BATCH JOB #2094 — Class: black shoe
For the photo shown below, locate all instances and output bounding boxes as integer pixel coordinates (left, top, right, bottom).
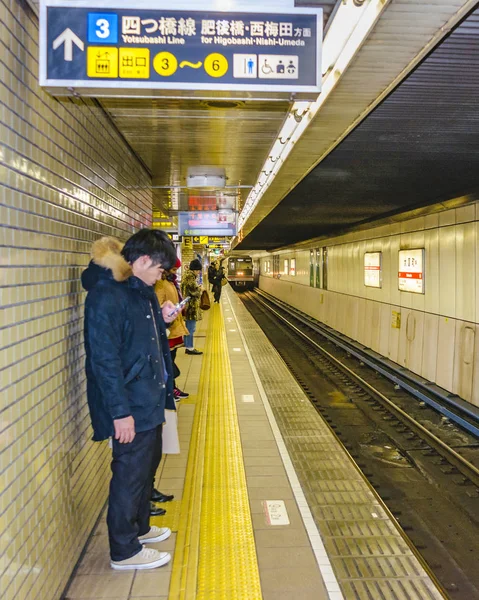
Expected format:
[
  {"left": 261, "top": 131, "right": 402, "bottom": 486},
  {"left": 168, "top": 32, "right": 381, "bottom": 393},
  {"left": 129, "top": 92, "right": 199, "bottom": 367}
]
[
  {"left": 150, "top": 502, "right": 166, "bottom": 516},
  {"left": 151, "top": 489, "right": 174, "bottom": 503},
  {"left": 185, "top": 349, "right": 203, "bottom": 355}
]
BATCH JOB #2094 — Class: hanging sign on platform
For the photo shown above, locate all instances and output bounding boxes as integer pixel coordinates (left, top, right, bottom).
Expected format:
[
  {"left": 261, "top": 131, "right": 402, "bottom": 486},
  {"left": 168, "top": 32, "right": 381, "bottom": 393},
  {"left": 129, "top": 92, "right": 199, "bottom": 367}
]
[{"left": 39, "top": 1, "right": 322, "bottom": 98}]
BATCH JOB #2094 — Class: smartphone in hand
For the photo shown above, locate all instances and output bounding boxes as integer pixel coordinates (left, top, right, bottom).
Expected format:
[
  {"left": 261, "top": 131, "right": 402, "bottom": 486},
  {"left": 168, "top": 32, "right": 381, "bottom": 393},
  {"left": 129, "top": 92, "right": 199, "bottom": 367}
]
[{"left": 168, "top": 296, "right": 190, "bottom": 318}]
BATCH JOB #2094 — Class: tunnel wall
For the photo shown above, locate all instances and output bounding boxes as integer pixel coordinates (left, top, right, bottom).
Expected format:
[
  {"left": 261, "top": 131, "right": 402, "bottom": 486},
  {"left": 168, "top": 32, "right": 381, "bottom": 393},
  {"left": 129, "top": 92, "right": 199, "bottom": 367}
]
[
  {"left": 259, "top": 203, "right": 479, "bottom": 408},
  {"left": 0, "top": 1, "right": 153, "bottom": 598}
]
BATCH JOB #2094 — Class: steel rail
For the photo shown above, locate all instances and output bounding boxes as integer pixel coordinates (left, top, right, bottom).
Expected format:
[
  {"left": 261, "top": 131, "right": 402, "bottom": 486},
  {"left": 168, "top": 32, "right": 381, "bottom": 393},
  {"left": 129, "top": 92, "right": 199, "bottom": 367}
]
[
  {"left": 254, "top": 288, "right": 479, "bottom": 438},
  {"left": 247, "top": 291, "right": 479, "bottom": 488}
]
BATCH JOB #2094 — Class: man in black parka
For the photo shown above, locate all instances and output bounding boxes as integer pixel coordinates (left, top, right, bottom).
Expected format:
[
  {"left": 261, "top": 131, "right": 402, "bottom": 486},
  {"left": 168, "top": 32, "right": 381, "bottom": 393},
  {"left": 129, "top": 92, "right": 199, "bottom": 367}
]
[{"left": 81, "top": 229, "right": 179, "bottom": 571}]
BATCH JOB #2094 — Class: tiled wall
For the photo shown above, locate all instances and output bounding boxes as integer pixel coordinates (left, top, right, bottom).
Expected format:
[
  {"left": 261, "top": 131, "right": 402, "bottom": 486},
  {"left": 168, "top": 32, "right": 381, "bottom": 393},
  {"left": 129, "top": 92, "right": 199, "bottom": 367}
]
[
  {"left": 259, "top": 203, "right": 479, "bottom": 407},
  {"left": 0, "top": 1, "right": 152, "bottom": 599}
]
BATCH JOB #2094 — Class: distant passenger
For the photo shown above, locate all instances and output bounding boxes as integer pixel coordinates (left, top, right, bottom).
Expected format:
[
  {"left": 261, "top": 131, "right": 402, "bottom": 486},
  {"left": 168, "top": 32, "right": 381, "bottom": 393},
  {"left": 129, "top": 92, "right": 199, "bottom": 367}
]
[
  {"left": 207, "top": 261, "right": 218, "bottom": 291},
  {"left": 212, "top": 265, "right": 226, "bottom": 303},
  {"left": 81, "top": 231, "right": 179, "bottom": 571},
  {"left": 155, "top": 257, "right": 190, "bottom": 401},
  {"left": 181, "top": 259, "right": 203, "bottom": 355}
]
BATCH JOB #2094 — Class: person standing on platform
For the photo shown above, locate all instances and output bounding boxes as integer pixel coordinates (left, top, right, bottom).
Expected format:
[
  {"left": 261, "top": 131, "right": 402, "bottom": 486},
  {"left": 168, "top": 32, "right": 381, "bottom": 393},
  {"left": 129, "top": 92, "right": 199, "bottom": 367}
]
[
  {"left": 212, "top": 265, "right": 226, "bottom": 303},
  {"left": 81, "top": 230, "right": 179, "bottom": 571},
  {"left": 155, "top": 257, "right": 190, "bottom": 401},
  {"left": 181, "top": 259, "right": 203, "bottom": 356},
  {"left": 207, "top": 261, "right": 217, "bottom": 291}
]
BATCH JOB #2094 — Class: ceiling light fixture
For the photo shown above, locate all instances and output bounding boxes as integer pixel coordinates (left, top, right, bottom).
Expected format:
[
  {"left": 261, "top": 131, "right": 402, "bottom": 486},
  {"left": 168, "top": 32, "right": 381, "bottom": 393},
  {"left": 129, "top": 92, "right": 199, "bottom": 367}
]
[{"left": 238, "top": 0, "right": 389, "bottom": 232}]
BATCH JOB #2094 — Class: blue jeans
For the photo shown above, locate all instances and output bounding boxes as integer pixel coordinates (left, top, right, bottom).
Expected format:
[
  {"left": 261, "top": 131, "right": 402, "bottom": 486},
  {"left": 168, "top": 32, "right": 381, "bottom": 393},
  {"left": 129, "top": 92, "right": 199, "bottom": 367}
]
[
  {"left": 184, "top": 319, "right": 196, "bottom": 349},
  {"left": 107, "top": 425, "right": 162, "bottom": 561}
]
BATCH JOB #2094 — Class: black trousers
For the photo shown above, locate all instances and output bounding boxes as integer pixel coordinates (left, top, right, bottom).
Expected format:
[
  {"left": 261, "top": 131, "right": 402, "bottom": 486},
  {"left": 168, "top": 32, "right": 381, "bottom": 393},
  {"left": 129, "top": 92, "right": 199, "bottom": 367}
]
[
  {"left": 107, "top": 425, "right": 162, "bottom": 561},
  {"left": 170, "top": 348, "right": 180, "bottom": 380},
  {"left": 213, "top": 284, "right": 222, "bottom": 303}
]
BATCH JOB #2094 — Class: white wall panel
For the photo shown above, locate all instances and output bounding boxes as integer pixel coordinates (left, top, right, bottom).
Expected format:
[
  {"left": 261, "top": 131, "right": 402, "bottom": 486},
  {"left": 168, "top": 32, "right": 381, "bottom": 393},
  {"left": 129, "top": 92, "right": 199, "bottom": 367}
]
[
  {"left": 438, "top": 226, "right": 456, "bottom": 318},
  {"left": 421, "top": 313, "right": 439, "bottom": 383},
  {"left": 471, "top": 324, "right": 479, "bottom": 408},
  {"left": 455, "top": 223, "right": 476, "bottom": 323},
  {"left": 424, "top": 228, "right": 440, "bottom": 314},
  {"left": 389, "top": 235, "right": 402, "bottom": 307},
  {"left": 337, "top": 293, "right": 348, "bottom": 335},
  {"left": 370, "top": 301, "right": 381, "bottom": 353},
  {"left": 363, "top": 300, "right": 374, "bottom": 349},
  {"left": 435, "top": 316, "right": 456, "bottom": 391},
  {"left": 356, "top": 297, "right": 367, "bottom": 346},
  {"left": 381, "top": 236, "right": 392, "bottom": 305},
  {"left": 452, "top": 320, "right": 476, "bottom": 402},
  {"left": 400, "top": 310, "right": 424, "bottom": 375},
  {"left": 379, "top": 304, "right": 392, "bottom": 358},
  {"left": 456, "top": 204, "right": 475, "bottom": 224},
  {"left": 388, "top": 305, "right": 401, "bottom": 364},
  {"left": 476, "top": 222, "right": 479, "bottom": 324},
  {"left": 410, "top": 231, "right": 426, "bottom": 313}
]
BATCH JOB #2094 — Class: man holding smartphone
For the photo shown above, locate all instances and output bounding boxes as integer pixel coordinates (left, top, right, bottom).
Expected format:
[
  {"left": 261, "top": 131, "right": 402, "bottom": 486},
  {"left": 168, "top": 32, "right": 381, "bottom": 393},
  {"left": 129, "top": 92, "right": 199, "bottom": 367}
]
[{"left": 82, "top": 229, "right": 180, "bottom": 571}]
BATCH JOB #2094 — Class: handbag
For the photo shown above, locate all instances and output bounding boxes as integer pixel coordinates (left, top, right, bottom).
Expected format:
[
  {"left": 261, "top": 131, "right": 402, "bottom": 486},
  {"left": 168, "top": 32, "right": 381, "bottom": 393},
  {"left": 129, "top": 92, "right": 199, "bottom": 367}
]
[
  {"left": 221, "top": 277, "right": 228, "bottom": 287},
  {"left": 162, "top": 410, "right": 180, "bottom": 454},
  {"left": 200, "top": 289, "right": 210, "bottom": 311}
]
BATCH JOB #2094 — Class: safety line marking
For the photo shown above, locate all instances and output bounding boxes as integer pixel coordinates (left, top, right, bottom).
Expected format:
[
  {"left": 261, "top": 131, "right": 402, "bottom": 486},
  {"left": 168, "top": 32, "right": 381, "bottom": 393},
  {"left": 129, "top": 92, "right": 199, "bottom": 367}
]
[{"left": 169, "top": 302, "right": 262, "bottom": 599}]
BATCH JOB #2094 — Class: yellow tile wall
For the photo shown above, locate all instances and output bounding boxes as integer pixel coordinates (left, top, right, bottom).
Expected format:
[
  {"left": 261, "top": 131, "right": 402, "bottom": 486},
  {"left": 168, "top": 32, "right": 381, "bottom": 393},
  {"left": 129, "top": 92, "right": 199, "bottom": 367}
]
[{"left": 0, "top": 1, "right": 153, "bottom": 599}]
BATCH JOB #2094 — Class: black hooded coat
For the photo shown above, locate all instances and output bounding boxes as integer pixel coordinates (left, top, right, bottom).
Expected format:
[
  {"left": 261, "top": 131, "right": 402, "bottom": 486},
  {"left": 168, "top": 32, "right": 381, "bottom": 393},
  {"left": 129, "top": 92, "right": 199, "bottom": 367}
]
[{"left": 81, "top": 237, "right": 175, "bottom": 442}]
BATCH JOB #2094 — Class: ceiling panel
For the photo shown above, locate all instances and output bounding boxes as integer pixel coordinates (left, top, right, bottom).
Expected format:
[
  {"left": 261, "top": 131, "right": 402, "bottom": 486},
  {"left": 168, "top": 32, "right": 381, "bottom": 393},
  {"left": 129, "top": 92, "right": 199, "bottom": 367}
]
[
  {"left": 101, "top": 98, "right": 290, "bottom": 213},
  {"left": 238, "top": 6, "right": 479, "bottom": 250}
]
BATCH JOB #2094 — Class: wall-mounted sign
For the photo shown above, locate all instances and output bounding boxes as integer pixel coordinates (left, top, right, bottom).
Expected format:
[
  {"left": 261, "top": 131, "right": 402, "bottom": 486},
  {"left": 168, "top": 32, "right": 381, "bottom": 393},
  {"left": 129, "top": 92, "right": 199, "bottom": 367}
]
[
  {"left": 179, "top": 211, "right": 237, "bottom": 236},
  {"left": 40, "top": 1, "right": 322, "bottom": 99},
  {"left": 364, "top": 252, "right": 382, "bottom": 288},
  {"left": 398, "top": 249, "right": 425, "bottom": 294}
]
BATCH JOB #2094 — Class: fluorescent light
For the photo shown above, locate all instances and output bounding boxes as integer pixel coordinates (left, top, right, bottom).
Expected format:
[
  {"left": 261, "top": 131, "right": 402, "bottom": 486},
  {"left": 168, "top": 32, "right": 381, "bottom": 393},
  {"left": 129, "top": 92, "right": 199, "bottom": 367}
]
[
  {"left": 321, "top": 1, "right": 363, "bottom": 74},
  {"left": 238, "top": 0, "right": 388, "bottom": 231}
]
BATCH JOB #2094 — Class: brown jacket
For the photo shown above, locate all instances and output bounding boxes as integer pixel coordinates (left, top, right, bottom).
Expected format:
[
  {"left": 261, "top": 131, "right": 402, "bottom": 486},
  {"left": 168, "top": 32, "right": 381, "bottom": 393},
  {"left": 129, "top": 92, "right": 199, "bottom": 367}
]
[{"left": 155, "top": 278, "right": 189, "bottom": 339}]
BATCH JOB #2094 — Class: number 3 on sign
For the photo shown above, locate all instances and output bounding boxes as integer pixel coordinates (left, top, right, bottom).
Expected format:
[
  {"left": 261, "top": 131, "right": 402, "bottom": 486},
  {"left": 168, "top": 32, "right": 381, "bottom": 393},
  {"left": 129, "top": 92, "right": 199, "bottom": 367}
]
[
  {"left": 87, "top": 13, "right": 118, "bottom": 44},
  {"left": 96, "top": 19, "right": 110, "bottom": 39},
  {"left": 153, "top": 52, "right": 178, "bottom": 76},
  {"left": 204, "top": 53, "right": 228, "bottom": 78}
]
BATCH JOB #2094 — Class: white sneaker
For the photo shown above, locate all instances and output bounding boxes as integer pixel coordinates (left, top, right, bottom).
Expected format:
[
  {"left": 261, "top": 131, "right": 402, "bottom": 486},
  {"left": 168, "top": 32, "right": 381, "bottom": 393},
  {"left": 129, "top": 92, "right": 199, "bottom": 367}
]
[
  {"left": 110, "top": 547, "right": 171, "bottom": 571},
  {"left": 111, "top": 547, "right": 171, "bottom": 570},
  {"left": 138, "top": 526, "right": 171, "bottom": 544}
]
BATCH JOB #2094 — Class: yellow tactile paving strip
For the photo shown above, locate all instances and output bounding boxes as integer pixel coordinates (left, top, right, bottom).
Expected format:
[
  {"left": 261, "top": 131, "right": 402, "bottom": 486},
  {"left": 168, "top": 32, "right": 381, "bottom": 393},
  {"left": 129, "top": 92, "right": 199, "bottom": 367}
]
[{"left": 169, "top": 304, "right": 262, "bottom": 600}]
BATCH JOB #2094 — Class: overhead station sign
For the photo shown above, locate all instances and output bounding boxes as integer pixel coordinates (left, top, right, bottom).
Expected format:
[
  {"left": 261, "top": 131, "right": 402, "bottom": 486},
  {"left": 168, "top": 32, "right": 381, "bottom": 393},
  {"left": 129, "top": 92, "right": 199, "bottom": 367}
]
[
  {"left": 179, "top": 211, "right": 236, "bottom": 237},
  {"left": 39, "top": 1, "right": 322, "bottom": 98}
]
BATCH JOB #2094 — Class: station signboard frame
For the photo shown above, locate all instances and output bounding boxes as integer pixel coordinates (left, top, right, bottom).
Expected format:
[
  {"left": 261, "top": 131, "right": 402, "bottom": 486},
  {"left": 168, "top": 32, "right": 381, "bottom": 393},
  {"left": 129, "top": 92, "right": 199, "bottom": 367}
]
[
  {"left": 398, "top": 248, "right": 425, "bottom": 294},
  {"left": 39, "top": 0, "right": 323, "bottom": 99},
  {"left": 364, "top": 251, "right": 382, "bottom": 288}
]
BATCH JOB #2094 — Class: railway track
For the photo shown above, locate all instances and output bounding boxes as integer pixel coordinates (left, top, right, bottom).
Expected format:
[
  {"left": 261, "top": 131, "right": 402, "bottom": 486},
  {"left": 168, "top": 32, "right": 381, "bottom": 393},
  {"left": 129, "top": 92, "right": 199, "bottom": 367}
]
[{"left": 240, "top": 289, "right": 479, "bottom": 599}]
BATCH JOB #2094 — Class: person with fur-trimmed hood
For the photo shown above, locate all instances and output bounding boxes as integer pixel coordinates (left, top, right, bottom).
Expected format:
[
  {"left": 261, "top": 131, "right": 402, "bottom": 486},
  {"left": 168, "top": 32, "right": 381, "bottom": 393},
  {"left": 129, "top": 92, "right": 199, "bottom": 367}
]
[{"left": 81, "top": 229, "right": 180, "bottom": 572}]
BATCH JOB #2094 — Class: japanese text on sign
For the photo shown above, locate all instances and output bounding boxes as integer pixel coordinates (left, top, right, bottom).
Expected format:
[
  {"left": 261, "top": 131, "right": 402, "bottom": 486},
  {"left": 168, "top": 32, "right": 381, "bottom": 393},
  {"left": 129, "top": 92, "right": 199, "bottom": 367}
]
[
  {"left": 41, "top": 3, "right": 322, "bottom": 97},
  {"left": 364, "top": 252, "right": 382, "bottom": 288},
  {"left": 398, "top": 249, "right": 425, "bottom": 294}
]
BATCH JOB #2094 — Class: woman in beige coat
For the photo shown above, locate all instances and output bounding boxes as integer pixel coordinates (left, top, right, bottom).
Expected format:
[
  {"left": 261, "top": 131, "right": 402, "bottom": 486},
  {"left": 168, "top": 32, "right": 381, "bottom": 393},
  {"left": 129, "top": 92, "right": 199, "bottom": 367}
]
[{"left": 155, "top": 258, "right": 190, "bottom": 400}]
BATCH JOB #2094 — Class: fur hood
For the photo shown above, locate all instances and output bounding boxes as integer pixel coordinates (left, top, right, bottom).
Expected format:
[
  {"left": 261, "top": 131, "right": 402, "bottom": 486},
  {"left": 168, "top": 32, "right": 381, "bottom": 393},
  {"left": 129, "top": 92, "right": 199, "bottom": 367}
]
[{"left": 81, "top": 236, "right": 132, "bottom": 291}]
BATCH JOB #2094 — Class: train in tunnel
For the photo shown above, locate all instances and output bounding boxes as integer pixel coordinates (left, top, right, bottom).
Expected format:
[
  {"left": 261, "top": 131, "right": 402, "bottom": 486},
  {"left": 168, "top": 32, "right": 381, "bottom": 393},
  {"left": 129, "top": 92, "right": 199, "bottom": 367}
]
[{"left": 226, "top": 255, "right": 256, "bottom": 290}]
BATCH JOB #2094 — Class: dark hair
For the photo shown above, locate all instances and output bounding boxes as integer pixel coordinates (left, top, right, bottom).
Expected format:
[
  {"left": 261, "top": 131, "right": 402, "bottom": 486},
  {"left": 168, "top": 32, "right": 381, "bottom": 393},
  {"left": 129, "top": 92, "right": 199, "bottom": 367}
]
[{"left": 121, "top": 229, "right": 177, "bottom": 270}]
